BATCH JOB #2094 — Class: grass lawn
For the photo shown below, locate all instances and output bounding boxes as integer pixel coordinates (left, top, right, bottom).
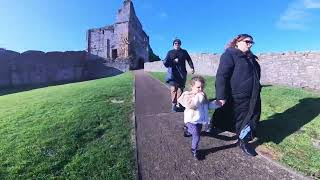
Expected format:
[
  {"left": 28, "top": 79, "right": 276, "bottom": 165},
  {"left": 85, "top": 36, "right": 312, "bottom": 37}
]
[
  {"left": 0, "top": 72, "right": 135, "bottom": 179},
  {"left": 149, "top": 71, "right": 320, "bottom": 178}
]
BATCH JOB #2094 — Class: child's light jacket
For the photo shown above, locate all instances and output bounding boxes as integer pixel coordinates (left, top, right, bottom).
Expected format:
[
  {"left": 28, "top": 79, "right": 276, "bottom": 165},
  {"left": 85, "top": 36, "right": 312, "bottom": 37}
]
[{"left": 178, "top": 91, "right": 220, "bottom": 124}]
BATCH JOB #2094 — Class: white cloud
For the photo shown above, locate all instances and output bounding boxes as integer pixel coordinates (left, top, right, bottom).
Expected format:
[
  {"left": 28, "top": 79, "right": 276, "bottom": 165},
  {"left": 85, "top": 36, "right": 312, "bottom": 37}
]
[
  {"left": 159, "top": 12, "right": 168, "bottom": 18},
  {"left": 152, "top": 34, "right": 166, "bottom": 41},
  {"left": 304, "top": 0, "right": 320, "bottom": 8},
  {"left": 140, "top": 1, "right": 153, "bottom": 10},
  {"left": 277, "top": 0, "right": 320, "bottom": 30},
  {"left": 139, "top": 1, "right": 168, "bottom": 19}
]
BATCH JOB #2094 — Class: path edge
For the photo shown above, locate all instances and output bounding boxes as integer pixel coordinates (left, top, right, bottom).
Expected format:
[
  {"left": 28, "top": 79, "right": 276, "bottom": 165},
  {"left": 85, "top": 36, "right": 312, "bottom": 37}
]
[
  {"left": 145, "top": 70, "right": 313, "bottom": 179},
  {"left": 131, "top": 71, "right": 141, "bottom": 180}
]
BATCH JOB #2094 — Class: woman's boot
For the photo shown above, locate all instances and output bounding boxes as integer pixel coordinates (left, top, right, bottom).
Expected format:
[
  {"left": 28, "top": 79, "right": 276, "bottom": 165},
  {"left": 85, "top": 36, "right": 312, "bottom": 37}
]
[{"left": 239, "top": 138, "right": 258, "bottom": 156}]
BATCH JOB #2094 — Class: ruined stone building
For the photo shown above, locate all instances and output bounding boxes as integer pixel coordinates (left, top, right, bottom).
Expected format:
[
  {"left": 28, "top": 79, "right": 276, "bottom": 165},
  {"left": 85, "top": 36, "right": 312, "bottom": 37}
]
[{"left": 86, "top": 0, "right": 149, "bottom": 70}]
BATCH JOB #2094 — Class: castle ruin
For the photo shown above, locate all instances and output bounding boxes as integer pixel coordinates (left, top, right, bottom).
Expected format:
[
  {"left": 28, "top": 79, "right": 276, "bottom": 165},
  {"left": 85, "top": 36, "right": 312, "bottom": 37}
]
[
  {"left": 87, "top": 0, "right": 149, "bottom": 70},
  {"left": 1, "top": 0, "right": 319, "bottom": 91}
]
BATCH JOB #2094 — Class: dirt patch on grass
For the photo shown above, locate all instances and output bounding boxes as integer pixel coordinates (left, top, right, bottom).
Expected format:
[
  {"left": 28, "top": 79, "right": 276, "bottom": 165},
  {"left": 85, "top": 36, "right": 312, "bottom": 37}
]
[
  {"left": 311, "top": 138, "right": 320, "bottom": 150},
  {"left": 257, "top": 145, "right": 283, "bottom": 160}
]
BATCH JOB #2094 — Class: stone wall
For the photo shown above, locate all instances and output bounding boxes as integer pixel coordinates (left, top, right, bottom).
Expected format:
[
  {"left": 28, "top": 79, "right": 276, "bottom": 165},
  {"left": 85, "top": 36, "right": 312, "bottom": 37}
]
[
  {"left": 144, "top": 51, "right": 320, "bottom": 90},
  {"left": 87, "top": 26, "right": 115, "bottom": 59},
  {"left": 0, "top": 50, "right": 87, "bottom": 88},
  {"left": 127, "top": 2, "right": 149, "bottom": 64}
]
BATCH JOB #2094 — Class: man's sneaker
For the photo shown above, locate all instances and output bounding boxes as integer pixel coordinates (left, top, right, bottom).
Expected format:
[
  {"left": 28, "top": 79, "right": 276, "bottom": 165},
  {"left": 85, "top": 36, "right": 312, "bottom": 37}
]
[
  {"left": 175, "top": 103, "right": 185, "bottom": 112},
  {"left": 176, "top": 106, "right": 185, "bottom": 112},
  {"left": 183, "top": 126, "right": 192, "bottom": 137},
  {"left": 171, "top": 103, "right": 178, "bottom": 112},
  {"left": 203, "top": 124, "right": 211, "bottom": 133}
]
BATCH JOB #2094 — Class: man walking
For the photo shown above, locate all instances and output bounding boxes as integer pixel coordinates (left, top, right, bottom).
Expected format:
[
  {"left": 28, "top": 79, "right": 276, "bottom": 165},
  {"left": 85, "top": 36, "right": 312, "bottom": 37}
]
[{"left": 163, "top": 38, "right": 195, "bottom": 112}]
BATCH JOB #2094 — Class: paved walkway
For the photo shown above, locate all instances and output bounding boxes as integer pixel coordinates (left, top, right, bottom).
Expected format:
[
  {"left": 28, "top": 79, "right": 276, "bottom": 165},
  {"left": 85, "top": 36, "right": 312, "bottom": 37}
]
[{"left": 134, "top": 70, "right": 309, "bottom": 180}]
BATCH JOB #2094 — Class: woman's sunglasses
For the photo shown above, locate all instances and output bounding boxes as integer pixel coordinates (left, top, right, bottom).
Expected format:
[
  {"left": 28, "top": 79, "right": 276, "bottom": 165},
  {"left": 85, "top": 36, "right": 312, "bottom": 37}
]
[{"left": 243, "top": 40, "right": 255, "bottom": 45}]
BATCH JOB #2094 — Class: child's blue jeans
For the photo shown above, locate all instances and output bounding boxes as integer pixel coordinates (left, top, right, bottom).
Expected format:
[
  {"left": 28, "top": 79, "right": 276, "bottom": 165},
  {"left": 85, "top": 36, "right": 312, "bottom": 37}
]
[{"left": 186, "top": 123, "right": 202, "bottom": 152}]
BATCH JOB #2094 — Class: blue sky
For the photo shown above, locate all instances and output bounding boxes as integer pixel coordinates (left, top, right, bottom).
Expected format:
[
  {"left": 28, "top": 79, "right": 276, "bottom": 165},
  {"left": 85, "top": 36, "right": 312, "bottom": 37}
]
[{"left": 1, "top": 0, "right": 320, "bottom": 58}]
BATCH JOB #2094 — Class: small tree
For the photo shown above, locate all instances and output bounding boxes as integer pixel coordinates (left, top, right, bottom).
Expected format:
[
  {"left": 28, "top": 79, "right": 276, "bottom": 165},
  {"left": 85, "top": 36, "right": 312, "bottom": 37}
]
[{"left": 148, "top": 45, "right": 161, "bottom": 62}]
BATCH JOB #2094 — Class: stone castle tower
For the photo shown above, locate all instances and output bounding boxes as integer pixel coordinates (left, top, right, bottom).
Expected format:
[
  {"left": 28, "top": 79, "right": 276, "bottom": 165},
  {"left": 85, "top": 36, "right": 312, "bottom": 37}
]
[{"left": 86, "top": 0, "right": 149, "bottom": 70}]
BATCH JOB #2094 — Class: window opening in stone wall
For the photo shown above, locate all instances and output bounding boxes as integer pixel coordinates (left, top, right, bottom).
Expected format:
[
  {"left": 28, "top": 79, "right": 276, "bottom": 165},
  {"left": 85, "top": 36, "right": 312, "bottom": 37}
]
[
  {"left": 138, "top": 58, "right": 144, "bottom": 69},
  {"left": 112, "top": 49, "right": 118, "bottom": 60},
  {"left": 107, "top": 39, "right": 110, "bottom": 58}
]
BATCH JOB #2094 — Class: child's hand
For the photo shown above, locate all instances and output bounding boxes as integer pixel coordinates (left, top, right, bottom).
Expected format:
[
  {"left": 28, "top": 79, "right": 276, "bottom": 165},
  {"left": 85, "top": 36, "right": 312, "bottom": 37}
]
[
  {"left": 208, "top": 100, "right": 221, "bottom": 109},
  {"left": 198, "top": 92, "right": 205, "bottom": 96},
  {"left": 197, "top": 92, "right": 207, "bottom": 102}
]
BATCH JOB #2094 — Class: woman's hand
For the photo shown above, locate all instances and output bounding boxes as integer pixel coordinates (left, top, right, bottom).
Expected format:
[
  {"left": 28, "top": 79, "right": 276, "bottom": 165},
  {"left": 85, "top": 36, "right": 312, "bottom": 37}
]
[
  {"left": 191, "top": 68, "right": 195, "bottom": 74},
  {"left": 217, "top": 99, "right": 226, "bottom": 106}
]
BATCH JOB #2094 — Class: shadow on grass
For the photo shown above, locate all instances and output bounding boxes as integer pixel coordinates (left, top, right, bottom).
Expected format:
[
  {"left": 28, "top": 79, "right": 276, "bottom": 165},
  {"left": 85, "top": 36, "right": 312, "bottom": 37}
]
[
  {"left": 0, "top": 80, "right": 86, "bottom": 96},
  {"left": 257, "top": 97, "right": 320, "bottom": 145},
  {"left": 261, "top": 84, "right": 273, "bottom": 88},
  {"left": 0, "top": 83, "right": 64, "bottom": 96}
]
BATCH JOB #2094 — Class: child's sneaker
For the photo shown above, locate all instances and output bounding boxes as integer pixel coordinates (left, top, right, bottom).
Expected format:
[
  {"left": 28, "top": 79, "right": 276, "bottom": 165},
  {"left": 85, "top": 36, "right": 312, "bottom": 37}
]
[
  {"left": 191, "top": 149, "right": 199, "bottom": 160},
  {"left": 203, "top": 124, "right": 211, "bottom": 133},
  {"left": 183, "top": 125, "right": 192, "bottom": 137}
]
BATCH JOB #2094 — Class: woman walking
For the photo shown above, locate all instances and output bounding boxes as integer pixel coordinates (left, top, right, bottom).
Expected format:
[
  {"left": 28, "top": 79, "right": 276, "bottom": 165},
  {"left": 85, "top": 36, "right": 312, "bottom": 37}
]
[{"left": 213, "top": 34, "right": 261, "bottom": 156}]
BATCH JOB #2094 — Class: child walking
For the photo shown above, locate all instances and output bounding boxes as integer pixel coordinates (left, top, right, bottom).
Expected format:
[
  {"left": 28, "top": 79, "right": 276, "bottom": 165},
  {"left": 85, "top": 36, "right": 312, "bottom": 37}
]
[{"left": 177, "top": 75, "right": 221, "bottom": 160}]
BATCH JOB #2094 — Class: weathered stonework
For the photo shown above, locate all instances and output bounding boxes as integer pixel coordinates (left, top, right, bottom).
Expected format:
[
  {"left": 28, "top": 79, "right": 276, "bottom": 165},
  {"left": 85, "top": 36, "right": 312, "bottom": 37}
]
[
  {"left": 0, "top": 1, "right": 152, "bottom": 89},
  {"left": 0, "top": 49, "right": 87, "bottom": 88},
  {"left": 0, "top": 1, "right": 151, "bottom": 88},
  {"left": 87, "top": 0, "right": 149, "bottom": 70},
  {"left": 144, "top": 51, "right": 320, "bottom": 91}
]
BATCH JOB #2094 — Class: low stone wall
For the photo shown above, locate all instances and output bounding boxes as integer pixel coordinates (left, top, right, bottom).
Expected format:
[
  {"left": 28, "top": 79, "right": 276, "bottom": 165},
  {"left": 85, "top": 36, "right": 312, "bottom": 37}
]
[
  {"left": 103, "top": 61, "right": 130, "bottom": 72},
  {"left": 144, "top": 51, "right": 320, "bottom": 90},
  {"left": 0, "top": 50, "right": 87, "bottom": 88}
]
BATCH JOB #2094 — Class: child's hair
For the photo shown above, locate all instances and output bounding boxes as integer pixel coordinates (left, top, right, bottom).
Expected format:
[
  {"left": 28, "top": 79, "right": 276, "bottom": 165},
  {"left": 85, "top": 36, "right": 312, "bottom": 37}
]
[{"left": 190, "top": 75, "right": 206, "bottom": 87}]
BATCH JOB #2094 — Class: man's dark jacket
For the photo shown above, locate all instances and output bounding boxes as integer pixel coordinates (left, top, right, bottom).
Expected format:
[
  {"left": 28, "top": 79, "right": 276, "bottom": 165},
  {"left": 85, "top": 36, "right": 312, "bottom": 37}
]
[{"left": 163, "top": 48, "right": 194, "bottom": 87}]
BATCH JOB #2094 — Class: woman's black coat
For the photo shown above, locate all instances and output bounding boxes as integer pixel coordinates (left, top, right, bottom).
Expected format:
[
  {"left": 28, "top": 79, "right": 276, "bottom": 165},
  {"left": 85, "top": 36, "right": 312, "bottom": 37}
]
[{"left": 212, "top": 47, "right": 261, "bottom": 134}]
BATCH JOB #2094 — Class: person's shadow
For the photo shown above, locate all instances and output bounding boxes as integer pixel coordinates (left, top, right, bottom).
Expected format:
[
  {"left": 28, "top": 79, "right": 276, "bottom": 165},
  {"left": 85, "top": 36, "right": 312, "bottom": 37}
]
[
  {"left": 256, "top": 97, "right": 320, "bottom": 145},
  {"left": 201, "top": 131, "right": 237, "bottom": 141},
  {"left": 197, "top": 131, "right": 238, "bottom": 160},
  {"left": 197, "top": 143, "right": 238, "bottom": 160}
]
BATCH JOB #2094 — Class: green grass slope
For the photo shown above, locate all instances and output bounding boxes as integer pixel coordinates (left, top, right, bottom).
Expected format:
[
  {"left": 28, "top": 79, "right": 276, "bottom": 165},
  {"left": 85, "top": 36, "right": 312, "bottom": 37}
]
[{"left": 0, "top": 73, "right": 135, "bottom": 179}]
